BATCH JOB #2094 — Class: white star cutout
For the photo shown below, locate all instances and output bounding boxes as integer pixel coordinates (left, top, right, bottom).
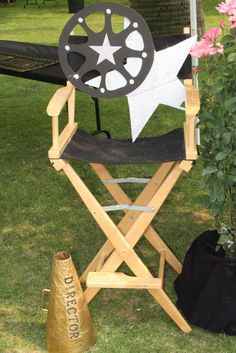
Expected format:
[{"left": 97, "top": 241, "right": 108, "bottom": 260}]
[
  {"left": 89, "top": 34, "right": 122, "bottom": 65},
  {"left": 127, "top": 36, "right": 197, "bottom": 140},
  {"left": 86, "top": 35, "right": 197, "bottom": 141}
]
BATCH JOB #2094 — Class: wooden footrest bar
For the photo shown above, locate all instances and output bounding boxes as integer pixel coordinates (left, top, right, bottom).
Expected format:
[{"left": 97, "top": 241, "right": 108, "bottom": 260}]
[{"left": 86, "top": 272, "right": 162, "bottom": 289}]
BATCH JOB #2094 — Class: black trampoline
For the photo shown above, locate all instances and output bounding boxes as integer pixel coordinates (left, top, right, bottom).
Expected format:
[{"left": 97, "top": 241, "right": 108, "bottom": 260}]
[
  {"left": 0, "top": 34, "right": 191, "bottom": 138},
  {"left": 0, "top": 40, "right": 66, "bottom": 85},
  {"left": 0, "top": 38, "right": 107, "bottom": 136},
  {"left": 0, "top": 34, "right": 191, "bottom": 82}
]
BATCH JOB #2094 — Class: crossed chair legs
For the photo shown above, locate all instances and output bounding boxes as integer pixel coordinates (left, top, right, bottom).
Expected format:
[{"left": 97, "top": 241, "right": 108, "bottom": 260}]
[{"left": 52, "top": 158, "right": 193, "bottom": 333}]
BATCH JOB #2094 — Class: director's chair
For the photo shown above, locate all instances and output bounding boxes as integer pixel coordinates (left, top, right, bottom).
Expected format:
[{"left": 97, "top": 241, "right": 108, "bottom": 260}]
[{"left": 47, "top": 2, "right": 200, "bottom": 332}]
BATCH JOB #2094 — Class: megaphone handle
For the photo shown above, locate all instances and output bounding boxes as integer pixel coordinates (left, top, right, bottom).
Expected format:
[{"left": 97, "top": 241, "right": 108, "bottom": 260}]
[{"left": 41, "top": 288, "right": 51, "bottom": 312}]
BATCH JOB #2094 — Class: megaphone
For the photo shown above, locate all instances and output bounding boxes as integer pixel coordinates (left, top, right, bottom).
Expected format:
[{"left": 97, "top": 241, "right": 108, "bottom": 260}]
[{"left": 45, "top": 251, "right": 96, "bottom": 353}]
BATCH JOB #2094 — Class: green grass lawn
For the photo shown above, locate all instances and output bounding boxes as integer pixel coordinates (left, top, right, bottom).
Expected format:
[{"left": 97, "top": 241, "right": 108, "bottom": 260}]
[{"left": 1, "top": 1, "right": 235, "bottom": 352}]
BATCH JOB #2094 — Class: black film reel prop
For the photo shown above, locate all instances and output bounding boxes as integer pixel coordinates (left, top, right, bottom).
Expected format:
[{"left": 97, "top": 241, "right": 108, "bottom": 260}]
[{"left": 59, "top": 2, "right": 154, "bottom": 99}]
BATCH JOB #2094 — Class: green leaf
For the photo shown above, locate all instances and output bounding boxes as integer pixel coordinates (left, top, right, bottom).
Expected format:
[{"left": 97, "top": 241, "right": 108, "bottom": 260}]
[
  {"left": 228, "top": 53, "right": 236, "bottom": 63},
  {"left": 205, "top": 120, "right": 219, "bottom": 129},
  {"left": 212, "top": 86, "right": 224, "bottom": 94},
  {"left": 223, "top": 72, "right": 232, "bottom": 77},
  {"left": 230, "top": 28, "right": 236, "bottom": 36},
  {"left": 222, "top": 132, "right": 231, "bottom": 145},
  {"left": 232, "top": 192, "right": 236, "bottom": 204},
  {"left": 215, "top": 152, "right": 227, "bottom": 161},
  {"left": 224, "top": 97, "right": 236, "bottom": 112},
  {"left": 209, "top": 204, "right": 221, "bottom": 217},
  {"left": 217, "top": 170, "right": 224, "bottom": 179},
  {"left": 202, "top": 166, "right": 218, "bottom": 176},
  {"left": 218, "top": 234, "right": 230, "bottom": 245},
  {"left": 199, "top": 112, "right": 214, "bottom": 120},
  {"left": 222, "top": 34, "right": 234, "bottom": 43},
  {"left": 216, "top": 244, "right": 221, "bottom": 252},
  {"left": 229, "top": 175, "right": 236, "bottom": 183}
]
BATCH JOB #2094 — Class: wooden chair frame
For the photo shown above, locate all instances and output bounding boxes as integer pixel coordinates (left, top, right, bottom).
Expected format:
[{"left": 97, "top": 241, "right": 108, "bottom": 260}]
[{"left": 47, "top": 79, "right": 200, "bottom": 333}]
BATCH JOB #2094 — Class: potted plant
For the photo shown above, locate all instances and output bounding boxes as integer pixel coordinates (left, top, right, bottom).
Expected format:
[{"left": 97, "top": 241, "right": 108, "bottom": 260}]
[{"left": 175, "top": 0, "right": 236, "bottom": 334}]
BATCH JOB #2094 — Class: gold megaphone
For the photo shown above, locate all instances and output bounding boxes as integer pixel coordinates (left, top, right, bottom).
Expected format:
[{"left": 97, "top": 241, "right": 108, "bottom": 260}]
[{"left": 45, "top": 251, "right": 96, "bottom": 353}]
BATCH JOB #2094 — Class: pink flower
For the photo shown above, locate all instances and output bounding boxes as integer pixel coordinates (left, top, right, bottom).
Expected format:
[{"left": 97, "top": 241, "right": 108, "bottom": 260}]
[
  {"left": 229, "top": 15, "right": 236, "bottom": 27},
  {"left": 220, "top": 19, "right": 226, "bottom": 28},
  {"left": 190, "top": 26, "right": 223, "bottom": 58},
  {"left": 190, "top": 40, "right": 224, "bottom": 58},
  {"left": 204, "top": 27, "right": 222, "bottom": 41},
  {"left": 208, "top": 43, "right": 224, "bottom": 55},
  {"left": 190, "top": 40, "right": 212, "bottom": 58},
  {"left": 216, "top": 0, "right": 236, "bottom": 15}
]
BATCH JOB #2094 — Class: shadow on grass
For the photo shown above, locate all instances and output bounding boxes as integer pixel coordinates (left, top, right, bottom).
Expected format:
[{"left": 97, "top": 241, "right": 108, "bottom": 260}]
[{"left": 0, "top": 308, "right": 47, "bottom": 352}]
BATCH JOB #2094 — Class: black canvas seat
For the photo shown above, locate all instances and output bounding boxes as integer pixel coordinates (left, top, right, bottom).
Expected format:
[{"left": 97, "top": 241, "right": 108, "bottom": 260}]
[{"left": 61, "top": 128, "right": 185, "bottom": 164}]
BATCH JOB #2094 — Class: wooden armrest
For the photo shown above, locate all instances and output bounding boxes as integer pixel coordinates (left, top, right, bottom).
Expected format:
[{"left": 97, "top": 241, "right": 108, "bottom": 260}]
[
  {"left": 184, "top": 80, "right": 200, "bottom": 160},
  {"left": 47, "top": 83, "right": 74, "bottom": 117},
  {"left": 184, "top": 79, "right": 200, "bottom": 117},
  {"left": 47, "top": 82, "right": 77, "bottom": 158}
]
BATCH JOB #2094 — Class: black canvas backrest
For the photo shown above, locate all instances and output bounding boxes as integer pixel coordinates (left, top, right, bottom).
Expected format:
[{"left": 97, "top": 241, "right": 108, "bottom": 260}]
[{"left": 153, "top": 34, "right": 192, "bottom": 79}]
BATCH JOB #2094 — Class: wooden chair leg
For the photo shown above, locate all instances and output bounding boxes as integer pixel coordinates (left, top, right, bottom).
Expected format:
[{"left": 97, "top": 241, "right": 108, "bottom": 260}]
[
  {"left": 91, "top": 162, "right": 186, "bottom": 273},
  {"left": 62, "top": 162, "right": 153, "bottom": 277},
  {"left": 83, "top": 162, "right": 187, "bottom": 305},
  {"left": 144, "top": 228, "right": 182, "bottom": 274},
  {"left": 80, "top": 240, "right": 114, "bottom": 282},
  {"left": 55, "top": 160, "right": 191, "bottom": 332},
  {"left": 80, "top": 162, "right": 173, "bottom": 281},
  {"left": 148, "top": 288, "right": 191, "bottom": 333},
  {"left": 74, "top": 161, "right": 183, "bottom": 277},
  {"left": 61, "top": 161, "right": 182, "bottom": 280},
  {"left": 81, "top": 163, "right": 174, "bottom": 281}
]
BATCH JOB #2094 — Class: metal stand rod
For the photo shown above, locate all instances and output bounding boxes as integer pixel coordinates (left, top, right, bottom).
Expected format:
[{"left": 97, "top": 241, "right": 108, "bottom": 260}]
[
  {"left": 92, "top": 97, "right": 111, "bottom": 139},
  {"left": 190, "top": 0, "right": 198, "bottom": 88}
]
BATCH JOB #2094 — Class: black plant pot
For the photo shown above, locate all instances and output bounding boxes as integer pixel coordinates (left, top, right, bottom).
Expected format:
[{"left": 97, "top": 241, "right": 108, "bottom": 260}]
[
  {"left": 174, "top": 230, "right": 236, "bottom": 335},
  {"left": 67, "top": 0, "right": 84, "bottom": 13}
]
